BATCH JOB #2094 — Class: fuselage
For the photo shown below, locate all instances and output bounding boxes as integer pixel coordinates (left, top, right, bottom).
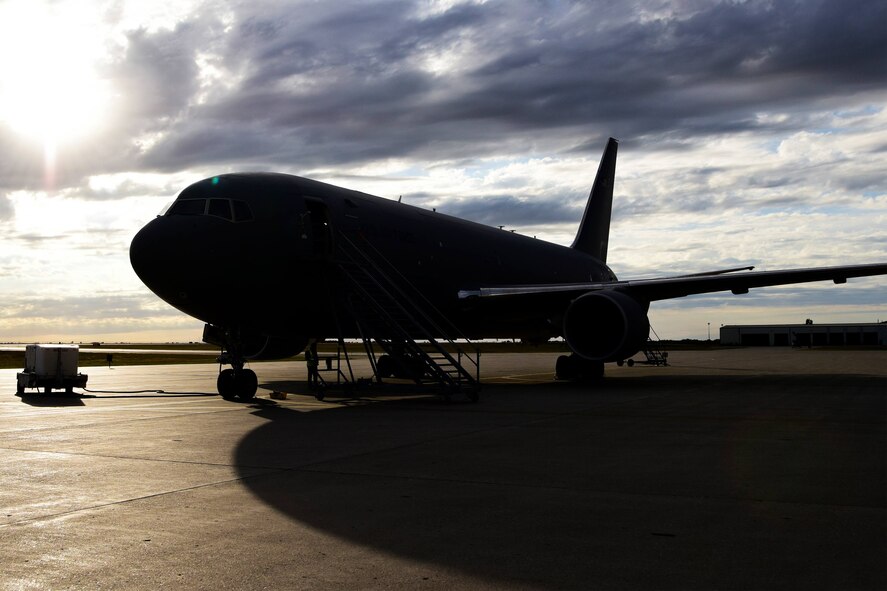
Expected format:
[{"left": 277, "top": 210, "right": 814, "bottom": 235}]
[{"left": 130, "top": 173, "right": 613, "bottom": 343}]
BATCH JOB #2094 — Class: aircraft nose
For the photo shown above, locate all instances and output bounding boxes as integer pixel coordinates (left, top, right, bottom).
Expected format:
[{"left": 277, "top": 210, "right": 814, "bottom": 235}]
[{"left": 130, "top": 218, "right": 182, "bottom": 295}]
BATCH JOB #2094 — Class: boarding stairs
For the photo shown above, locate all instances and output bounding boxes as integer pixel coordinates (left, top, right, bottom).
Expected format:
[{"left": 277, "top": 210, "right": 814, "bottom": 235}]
[
  {"left": 334, "top": 231, "right": 480, "bottom": 399},
  {"left": 640, "top": 341, "right": 669, "bottom": 366},
  {"left": 639, "top": 326, "right": 668, "bottom": 366},
  {"left": 618, "top": 326, "right": 669, "bottom": 367}
]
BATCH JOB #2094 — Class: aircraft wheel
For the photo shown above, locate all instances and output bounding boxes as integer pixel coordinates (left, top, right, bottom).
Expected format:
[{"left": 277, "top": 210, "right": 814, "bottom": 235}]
[
  {"left": 578, "top": 358, "right": 604, "bottom": 381},
  {"left": 626, "top": 359, "right": 634, "bottom": 367},
  {"left": 557, "top": 354, "right": 604, "bottom": 382},
  {"left": 556, "top": 355, "right": 576, "bottom": 380},
  {"left": 235, "top": 369, "right": 258, "bottom": 401},
  {"left": 217, "top": 369, "right": 237, "bottom": 399},
  {"left": 376, "top": 355, "right": 394, "bottom": 378}
]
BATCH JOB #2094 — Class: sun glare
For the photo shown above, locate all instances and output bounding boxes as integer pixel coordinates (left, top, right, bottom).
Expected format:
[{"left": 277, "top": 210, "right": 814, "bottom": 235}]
[{"left": 0, "top": 1, "right": 111, "bottom": 152}]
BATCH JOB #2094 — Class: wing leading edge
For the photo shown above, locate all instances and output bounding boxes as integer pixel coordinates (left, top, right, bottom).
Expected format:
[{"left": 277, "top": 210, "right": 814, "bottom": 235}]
[{"left": 458, "top": 263, "right": 887, "bottom": 302}]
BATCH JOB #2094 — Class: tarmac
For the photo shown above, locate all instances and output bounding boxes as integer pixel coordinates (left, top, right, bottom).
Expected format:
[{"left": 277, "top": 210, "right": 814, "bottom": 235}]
[{"left": 1, "top": 348, "right": 884, "bottom": 590}]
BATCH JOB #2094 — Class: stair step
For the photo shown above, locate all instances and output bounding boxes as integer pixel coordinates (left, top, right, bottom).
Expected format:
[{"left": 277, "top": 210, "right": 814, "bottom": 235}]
[{"left": 336, "top": 239, "right": 480, "bottom": 391}]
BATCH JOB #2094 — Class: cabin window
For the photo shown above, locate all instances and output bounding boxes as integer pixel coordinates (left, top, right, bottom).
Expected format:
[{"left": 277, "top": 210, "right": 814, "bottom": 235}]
[{"left": 167, "top": 199, "right": 206, "bottom": 216}]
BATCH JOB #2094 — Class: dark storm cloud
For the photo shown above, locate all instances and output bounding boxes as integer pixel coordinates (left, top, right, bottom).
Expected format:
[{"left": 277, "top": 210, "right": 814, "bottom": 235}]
[
  {"left": 440, "top": 193, "right": 581, "bottom": 227},
  {"left": 114, "top": 24, "right": 203, "bottom": 122},
  {"left": 3, "top": 0, "right": 883, "bottom": 192},
  {"left": 129, "top": 0, "right": 886, "bottom": 174}
]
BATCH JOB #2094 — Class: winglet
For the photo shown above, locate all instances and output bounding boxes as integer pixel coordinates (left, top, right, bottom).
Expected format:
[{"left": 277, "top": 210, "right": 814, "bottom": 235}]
[{"left": 571, "top": 137, "right": 618, "bottom": 262}]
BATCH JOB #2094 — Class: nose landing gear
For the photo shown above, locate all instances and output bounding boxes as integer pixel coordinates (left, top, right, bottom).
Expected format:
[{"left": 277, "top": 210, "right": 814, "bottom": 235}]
[
  {"left": 213, "top": 330, "right": 259, "bottom": 401},
  {"left": 217, "top": 367, "right": 258, "bottom": 400}
]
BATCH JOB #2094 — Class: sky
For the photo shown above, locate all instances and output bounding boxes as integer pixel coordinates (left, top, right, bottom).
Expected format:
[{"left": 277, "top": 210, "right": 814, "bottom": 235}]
[{"left": 0, "top": 0, "right": 885, "bottom": 343}]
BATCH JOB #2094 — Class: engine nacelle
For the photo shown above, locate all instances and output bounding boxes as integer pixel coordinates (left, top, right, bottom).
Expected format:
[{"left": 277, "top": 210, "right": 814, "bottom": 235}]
[
  {"left": 202, "top": 323, "right": 308, "bottom": 360},
  {"left": 562, "top": 290, "right": 650, "bottom": 362},
  {"left": 242, "top": 334, "right": 309, "bottom": 360}
]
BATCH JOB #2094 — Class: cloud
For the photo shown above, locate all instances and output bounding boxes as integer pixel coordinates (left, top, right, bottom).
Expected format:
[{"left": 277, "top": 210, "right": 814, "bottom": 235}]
[
  {"left": 2, "top": 0, "right": 885, "bottom": 188},
  {"left": 0, "top": 192, "right": 13, "bottom": 221},
  {"left": 116, "top": 0, "right": 886, "bottom": 173},
  {"left": 440, "top": 193, "right": 580, "bottom": 228}
]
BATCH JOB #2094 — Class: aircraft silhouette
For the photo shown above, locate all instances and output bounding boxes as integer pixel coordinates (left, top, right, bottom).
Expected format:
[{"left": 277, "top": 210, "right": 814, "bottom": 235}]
[{"left": 130, "top": 138, "right": 887, "bottom": 400}]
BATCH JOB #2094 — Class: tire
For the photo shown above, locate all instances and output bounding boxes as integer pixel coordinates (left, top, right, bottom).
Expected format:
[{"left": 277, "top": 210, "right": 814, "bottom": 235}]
[
  {"left": 235, "top": 369, "right": 259, "bottom": 401},
  {"left": 217, "top": 369, "right": 237, "bottom": 399},
  {"left": 556, "top": 355, "right": 575, "bottom": 380},
  {"left": 578, "top": 359, "right": 605, "bottom": 381},
  {"left": 376, "top": 355, "right": 394, "bottom": 378}
]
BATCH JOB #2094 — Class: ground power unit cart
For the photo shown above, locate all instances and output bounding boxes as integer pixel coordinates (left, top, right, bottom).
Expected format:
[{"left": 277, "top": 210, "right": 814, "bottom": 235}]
[{"left": 16, "top": 344, "right": 89, "bottom": 395}]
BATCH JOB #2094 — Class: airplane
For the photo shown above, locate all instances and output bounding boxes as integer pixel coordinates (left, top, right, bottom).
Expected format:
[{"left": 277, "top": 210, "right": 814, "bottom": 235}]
[{"left": 129, "top": 138, "right": 887, "bottom": 401}]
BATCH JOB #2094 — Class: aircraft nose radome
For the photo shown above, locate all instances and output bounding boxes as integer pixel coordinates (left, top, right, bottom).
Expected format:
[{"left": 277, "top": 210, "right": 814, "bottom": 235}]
[
  {"left": 130, "top": 224, "right": 151, "bottom": 284},
  {"left": 130, "top": 219, "right": 170, "bottom": 290}
]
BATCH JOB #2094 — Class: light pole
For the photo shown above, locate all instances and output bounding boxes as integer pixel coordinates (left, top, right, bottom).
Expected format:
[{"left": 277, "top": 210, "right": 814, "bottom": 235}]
[{"left": 707, "top": 322, "right": 711, "bottom": 341}]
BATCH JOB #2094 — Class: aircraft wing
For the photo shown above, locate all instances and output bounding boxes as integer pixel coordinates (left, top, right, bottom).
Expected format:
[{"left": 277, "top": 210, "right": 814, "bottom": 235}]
[{"left": 458, "top": 263, "right": 887, "bottom": 302}]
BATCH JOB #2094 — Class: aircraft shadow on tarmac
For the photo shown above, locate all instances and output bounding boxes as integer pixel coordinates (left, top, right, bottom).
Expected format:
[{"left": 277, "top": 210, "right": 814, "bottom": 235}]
[{"left": 233, "top": 373, "right": 887, "bottom": 590}]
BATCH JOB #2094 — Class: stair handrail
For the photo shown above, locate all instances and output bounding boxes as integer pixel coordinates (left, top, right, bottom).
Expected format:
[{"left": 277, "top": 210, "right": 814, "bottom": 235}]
[{"left": 335, "top": 230, "right": 480, "bottom": 382}]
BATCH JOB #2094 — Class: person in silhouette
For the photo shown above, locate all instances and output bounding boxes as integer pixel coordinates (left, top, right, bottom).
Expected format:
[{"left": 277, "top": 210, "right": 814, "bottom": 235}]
[{"left": 305, "top": 343, "right": 320, "bottom": 388}]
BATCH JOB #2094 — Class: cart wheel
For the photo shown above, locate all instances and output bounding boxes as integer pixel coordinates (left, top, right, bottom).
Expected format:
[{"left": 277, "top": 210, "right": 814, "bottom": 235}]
[
  {"left": 627, "top": 359, "right": 634, "bottom": 367},
  {"left": 314, "top": 387, "right": 326, "bottom": 401}
]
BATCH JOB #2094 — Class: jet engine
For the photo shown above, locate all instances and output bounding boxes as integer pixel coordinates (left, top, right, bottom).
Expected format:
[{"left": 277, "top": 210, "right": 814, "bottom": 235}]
[
  {"left": 562, "top": 290, "right": 650, "bottom": 362},
  {"left": 242, "top": 334, "right": 309, "bottom": 360},
  {"left": 203, "top": 324, "right": 308, "bottom": 360}
]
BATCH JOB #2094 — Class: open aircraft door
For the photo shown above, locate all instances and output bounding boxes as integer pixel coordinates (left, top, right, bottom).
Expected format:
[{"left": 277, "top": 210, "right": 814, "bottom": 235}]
[{"left": 303, "top": 198, "right": 334, "bottom": 259}]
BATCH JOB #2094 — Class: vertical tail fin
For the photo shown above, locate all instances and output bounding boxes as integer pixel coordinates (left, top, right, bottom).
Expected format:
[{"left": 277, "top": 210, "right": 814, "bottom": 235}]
[{"left": 570, "top": 137, "right": 618, "bottom": 262}]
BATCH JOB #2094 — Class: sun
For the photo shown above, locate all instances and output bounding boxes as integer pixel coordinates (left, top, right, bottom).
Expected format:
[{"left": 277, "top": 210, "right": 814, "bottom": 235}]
[{"left": 0, "top": 1, "right": 111, "bottom": 151}]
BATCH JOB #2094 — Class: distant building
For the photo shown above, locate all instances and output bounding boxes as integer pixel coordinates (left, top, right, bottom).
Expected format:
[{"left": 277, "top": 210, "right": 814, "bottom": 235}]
[{"left": 719, "top": 322, "right": 886, "bottom": 347}]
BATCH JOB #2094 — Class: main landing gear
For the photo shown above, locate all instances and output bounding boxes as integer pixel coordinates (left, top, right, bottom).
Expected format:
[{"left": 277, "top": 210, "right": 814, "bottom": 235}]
[{"left": 556, "top": 353, "right": 604, "bottom": 382}]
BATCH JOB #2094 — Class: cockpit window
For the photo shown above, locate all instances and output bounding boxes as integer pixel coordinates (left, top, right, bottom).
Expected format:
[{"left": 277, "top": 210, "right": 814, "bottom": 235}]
[
  {"left": 167, "top": 199, "right": 206, "bottom": 216},
  {"left": 166, "top": 197, "right": 253, "bottom": 222},
  {"left": 232, "top": 200, "right": 253, "bottom": 222},
  {"left": 208, "top": 199, "right": 232, "bottom": 220}
]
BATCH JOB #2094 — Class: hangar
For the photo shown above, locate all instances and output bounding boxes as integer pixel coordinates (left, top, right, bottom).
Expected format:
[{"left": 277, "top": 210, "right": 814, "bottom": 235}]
[{"left": 719, "top": 322, "right": 886, "bottom": 347}]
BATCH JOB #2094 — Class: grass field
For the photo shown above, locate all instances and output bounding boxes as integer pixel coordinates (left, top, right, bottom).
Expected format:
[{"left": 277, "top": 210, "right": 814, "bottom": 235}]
[{"left": 5, "top": 340, "right": 856, "bottom": 371}]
